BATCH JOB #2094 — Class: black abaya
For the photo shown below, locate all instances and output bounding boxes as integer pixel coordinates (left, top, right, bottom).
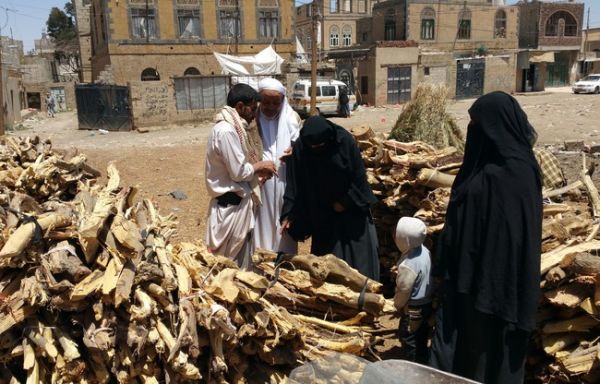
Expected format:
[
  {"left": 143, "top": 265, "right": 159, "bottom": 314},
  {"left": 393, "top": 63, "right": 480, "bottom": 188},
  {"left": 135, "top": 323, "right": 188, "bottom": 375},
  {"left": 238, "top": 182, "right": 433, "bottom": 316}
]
[
  {"left": 430, "top": 92, "right": 542, "bottom": 383},
  {"left": 281, "top": 116, "right": 380, "bottom": 281}
]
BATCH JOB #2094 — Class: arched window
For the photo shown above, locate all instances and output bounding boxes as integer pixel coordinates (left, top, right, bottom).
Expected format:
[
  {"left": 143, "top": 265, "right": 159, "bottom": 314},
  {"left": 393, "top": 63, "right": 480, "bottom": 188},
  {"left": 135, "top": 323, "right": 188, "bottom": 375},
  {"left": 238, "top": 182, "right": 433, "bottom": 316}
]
[
  {"left": 384, "top": 9, "right": 396, "bottom": 41},
  {"left": 421, "top": 7, "right": 435, "bottom": 40},
  {"left": 184, "top": 67, "right": 200, "bottom": 76},
  {"left": 141, "top": 68, "right": 160, "bottom": 81},
  {"left": 458, "top": 9, "right": 471, "bottom": 40},
  {"left": 330, "top": 25, "right": 339, "bottom": 47},
  {"left": 342, "top": 25, "right": 352, "bottom": 46},
  {"left": 545, "top": 11, "right": 578, "bottom": 37},
  {"left": 494, "top": 9, "right": 507, "bottom": 38}
]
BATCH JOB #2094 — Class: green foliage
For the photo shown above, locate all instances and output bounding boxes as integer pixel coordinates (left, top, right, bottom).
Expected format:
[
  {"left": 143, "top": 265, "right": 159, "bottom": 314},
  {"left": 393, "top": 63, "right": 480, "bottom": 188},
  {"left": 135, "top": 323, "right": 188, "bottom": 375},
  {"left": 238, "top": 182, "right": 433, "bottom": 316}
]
[
  {"left": 46, "top": 6, "right": 76, "bottom": 42},
  {"left": 46, "top": 4, "right": 79, "bottom": 72}
]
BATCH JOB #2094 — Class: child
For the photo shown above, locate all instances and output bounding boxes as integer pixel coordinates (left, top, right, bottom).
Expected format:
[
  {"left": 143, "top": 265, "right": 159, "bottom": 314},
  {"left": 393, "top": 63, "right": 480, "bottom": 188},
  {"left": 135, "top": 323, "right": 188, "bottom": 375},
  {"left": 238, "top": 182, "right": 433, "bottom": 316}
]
[{"left": 393, "top": 217, "right": 433, "bottom": 364}]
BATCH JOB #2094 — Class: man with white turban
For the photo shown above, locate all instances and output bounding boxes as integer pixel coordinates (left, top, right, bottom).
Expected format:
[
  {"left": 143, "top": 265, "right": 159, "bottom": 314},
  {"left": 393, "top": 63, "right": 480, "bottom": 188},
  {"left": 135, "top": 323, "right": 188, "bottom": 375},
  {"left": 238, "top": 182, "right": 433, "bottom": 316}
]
[{"left": 254, "top": 78, "right": 301, "bottom": 254}]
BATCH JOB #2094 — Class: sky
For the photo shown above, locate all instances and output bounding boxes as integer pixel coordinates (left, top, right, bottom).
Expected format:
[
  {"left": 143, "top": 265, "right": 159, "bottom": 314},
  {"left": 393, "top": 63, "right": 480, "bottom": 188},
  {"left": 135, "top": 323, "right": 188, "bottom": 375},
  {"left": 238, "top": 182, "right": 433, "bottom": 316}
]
[{"left": 2, "top": 0, "right": 600, "bottom": 52}]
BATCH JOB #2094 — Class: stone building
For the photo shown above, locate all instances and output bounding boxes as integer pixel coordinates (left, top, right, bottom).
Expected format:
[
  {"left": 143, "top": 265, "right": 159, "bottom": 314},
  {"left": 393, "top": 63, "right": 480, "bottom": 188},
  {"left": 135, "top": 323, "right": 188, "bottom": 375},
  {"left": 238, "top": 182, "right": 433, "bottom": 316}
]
[
  {"left": 352, "top": 0, "right": 518, "bottom": 105},
  {"left": 582, "top": 27, "right": 600, "bottom": 75},
  {"left": 87, "top": 0, "right": 297, "bottom": 84},
  {"left": 1, "top": 37, "right": 25, "bottom": 131},
  {"left": 517, "top": 0, "right": 584, "bottom": 91},
  {"left": 295, "top": 1, "right": 378, "bottom": 53},
  {"left": 73, "top": 0, "right": 93, "bottom": 83}
]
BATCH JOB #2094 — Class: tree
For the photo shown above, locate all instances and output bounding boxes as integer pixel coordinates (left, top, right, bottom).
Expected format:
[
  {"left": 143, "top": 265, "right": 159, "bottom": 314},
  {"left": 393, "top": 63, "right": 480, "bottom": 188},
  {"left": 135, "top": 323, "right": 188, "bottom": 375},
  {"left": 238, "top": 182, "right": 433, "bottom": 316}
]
[{"left": 46, "top": 3, "right": 79, "bottom": 75}]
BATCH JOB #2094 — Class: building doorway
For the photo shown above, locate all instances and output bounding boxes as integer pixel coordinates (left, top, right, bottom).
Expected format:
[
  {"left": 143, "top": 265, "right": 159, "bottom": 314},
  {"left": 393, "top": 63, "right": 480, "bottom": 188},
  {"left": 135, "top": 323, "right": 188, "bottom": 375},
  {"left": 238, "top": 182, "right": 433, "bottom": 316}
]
[
  {"left": 26, "top": 92, "right": 41, "bottom": 109},
  {"left": 456, "top": 58, "right": 485, "bottom": 99}
]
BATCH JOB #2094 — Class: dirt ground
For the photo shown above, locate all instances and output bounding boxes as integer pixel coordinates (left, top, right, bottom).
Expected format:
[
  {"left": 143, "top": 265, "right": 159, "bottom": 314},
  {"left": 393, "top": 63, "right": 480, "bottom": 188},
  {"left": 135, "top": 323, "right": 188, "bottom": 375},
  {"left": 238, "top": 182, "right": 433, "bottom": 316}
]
[{"left": 11, "top": 87, "right": 600, "bottom": 359}]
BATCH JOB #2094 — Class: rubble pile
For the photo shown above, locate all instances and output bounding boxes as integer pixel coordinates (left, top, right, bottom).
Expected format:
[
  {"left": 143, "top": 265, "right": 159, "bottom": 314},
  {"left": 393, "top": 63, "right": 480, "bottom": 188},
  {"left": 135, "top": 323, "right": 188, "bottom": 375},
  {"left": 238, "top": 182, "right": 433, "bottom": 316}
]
[
  {"left": 0, "top": 136, "right": 390, "bottom": 383},
  {"left": 354, "top": 128, "right": 600, "bottom": 382}
]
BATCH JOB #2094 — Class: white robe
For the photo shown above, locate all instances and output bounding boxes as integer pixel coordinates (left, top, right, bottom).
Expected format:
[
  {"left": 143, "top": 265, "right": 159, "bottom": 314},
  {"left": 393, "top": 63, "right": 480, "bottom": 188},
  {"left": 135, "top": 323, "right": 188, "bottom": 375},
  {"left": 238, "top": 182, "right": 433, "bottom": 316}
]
[
  {"left": 254, "top": 104, "right": 300, "bottom": 254},
  {"left": 205, "top": 120, "right": 256, "bottom": 268}
]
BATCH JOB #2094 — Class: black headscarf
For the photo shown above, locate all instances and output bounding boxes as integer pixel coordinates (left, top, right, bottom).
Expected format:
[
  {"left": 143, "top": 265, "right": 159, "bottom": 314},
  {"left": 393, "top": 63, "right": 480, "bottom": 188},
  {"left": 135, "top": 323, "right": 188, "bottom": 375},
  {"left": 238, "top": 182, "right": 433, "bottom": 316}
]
[
  {"left": 281, "top": 116, "right": 377, "bottom": 240},
  {"left": 438, "top": 92, "right": 542, "bottom": 331}
]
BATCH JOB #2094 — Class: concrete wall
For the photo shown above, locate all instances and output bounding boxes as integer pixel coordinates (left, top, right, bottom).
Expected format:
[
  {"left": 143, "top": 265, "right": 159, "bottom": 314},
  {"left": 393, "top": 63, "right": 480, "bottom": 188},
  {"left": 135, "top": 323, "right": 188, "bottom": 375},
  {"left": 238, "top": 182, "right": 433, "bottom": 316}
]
[
  {"left": 129, "top": 80, "right": 217, "bottom": 128},
  {"left": 407, "top": 2, "right": 519, "bottom": 53},
  {"left": 418, "top": 51, "right": 453, "bottom": 85},
  {"left": 2, "top": 69, "right": 23, "bottom": 129},
  {"left": 483, "top": 54, "right": 517, "bottom": 94},
  {"left": 21, "top": 57, "right": 54, "bottom": 84},
  {"left": 90, "top": 0, "right": 296, "bottom": 84},
  {"left": 25, "top": 82, "right": 76, "bottom": 112},
  {"left": 358, "top": 46, "right": 419, "bottom": 106}
]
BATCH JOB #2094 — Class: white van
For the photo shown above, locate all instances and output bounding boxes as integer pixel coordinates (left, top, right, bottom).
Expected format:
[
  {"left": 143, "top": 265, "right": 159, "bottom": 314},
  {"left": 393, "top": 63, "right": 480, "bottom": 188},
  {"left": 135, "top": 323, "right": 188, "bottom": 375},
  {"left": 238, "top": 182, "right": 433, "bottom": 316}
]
[{"left": 289, "top": 79, "right": 356, "bottom": 117}]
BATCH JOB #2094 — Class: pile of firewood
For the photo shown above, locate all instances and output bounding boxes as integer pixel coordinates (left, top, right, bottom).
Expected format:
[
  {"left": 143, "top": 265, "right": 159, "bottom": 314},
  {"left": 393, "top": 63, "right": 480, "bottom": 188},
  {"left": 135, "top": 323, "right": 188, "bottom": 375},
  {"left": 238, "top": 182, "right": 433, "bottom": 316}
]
[
  {"left": 0, "top": 136, "right": 390, "bottom": 383},
  {"left": 352, "top": 126, "right": 461, "bottom": 273},
  {"left": 354, "top": 127, "right": 600, "bottom": 382}
]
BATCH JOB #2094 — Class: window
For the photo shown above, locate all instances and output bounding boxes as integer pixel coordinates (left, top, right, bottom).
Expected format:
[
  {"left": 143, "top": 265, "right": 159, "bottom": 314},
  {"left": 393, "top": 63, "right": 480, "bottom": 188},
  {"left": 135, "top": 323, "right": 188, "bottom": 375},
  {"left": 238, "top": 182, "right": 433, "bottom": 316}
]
[
  {"left": 330, "top": 0, "right": 338, "bottom": 13},
  {"left": 141, "top": 68, "right": 160, "bottom": 81},
  {"left": 330, "top": 25, "right": 340, "bottom": 47},
  {"left": 341, "top": 0, "right": 351, "bottom": 13},
  {"left": 358, "top": 0, "right": 367, "bottom": 13},
  {"left": 545, "top": 11, "right": 578, "bottom": 37},
  {"left": 259, "top": 11, "right": 279, "bottom": 38},
  {"left": 342, "top": 25, "right": 352, "bottom": 46},
  {"left": 307, "top": 36, "right": 312, "bottom": 49},
  {"left": 361, "top": 76, "right": 368, "bottom": 94},
  {"left": 184, "top": 67, "right": 200, "bottom": 76},
  {"left": 424, "top": 67, "right": 430, "bottom": 76},
  {"left": 421, "top": 8, "right": 435, "bottom": 40},
  {"left": 362, "top": 31, "right": 368, "bottom": 42},
  {"left": 458, "top": 10, "right": 471, "bottom": 40},
  {"left": 494, "top": 10, "right": 507, "bottom": 38},
  {"left": 384, "top": 9, "right": 396, "bottom": 41},
  {"left": 308, "top": 86, "right": 322, "bottom": 96},
  {"left": 306, "top": 5, "right": 312, "bottom": 17},
  {"left": 131, "top": 8, "right": 157, "bottom": 39},
  {"left": 219, "top": 10, "right": 241, "bottom": 38},
  {"left": 177, "top": 9, "right": 201, "bottom": 38},
  {"left": 322, "top": 86, "right": 336, "bottom": 96}
]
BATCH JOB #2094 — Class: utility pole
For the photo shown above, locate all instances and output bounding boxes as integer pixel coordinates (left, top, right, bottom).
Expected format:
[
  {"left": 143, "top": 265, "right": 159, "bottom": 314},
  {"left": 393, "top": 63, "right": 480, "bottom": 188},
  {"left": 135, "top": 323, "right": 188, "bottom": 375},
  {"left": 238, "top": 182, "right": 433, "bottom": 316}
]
[
  {"left": 234, "top": 0, "right": 240, "bottom": 54},
  {"left": 0, "top": 32, "right": 4, "bottom": 135},
  {"left": 309, "top": 1, "right": 320, "bottom": 116}
]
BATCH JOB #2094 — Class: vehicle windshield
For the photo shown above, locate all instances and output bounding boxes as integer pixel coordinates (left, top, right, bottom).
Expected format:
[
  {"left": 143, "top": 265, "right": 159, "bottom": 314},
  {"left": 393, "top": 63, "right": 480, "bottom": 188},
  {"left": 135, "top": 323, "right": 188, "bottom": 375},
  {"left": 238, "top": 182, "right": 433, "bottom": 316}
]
[{"left": 582, "top": 75, "right": 600, "bottom": 81}]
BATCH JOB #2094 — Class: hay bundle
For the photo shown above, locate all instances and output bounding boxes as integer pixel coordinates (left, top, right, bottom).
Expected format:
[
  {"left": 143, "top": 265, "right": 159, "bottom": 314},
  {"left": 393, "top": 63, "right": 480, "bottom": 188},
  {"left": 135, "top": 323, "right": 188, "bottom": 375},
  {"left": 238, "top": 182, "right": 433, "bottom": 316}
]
[{"left": 389, "top": 84, "right": 464, "bottom": 152}]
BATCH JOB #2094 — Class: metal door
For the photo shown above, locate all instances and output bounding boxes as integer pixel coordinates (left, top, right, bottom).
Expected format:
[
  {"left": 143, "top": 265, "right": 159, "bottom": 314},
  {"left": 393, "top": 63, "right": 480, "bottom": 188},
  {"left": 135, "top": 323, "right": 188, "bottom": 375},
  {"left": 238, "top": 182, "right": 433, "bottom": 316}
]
[
  {"left": 456, "top": 59, "right": 485, "bottom": 100},
  {"left": 75, "top": 85, "right": 132, "bottom": 131},
  {"left": 387, "top": 66, "right": 412, "bottom": 104}
]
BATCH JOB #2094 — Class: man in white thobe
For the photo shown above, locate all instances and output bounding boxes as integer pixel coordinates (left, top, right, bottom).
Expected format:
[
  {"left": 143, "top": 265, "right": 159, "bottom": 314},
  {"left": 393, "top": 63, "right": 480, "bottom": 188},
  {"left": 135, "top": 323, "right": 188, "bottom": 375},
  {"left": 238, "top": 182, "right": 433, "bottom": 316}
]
[
  {"left": 205, "top": 83, "right": 276, "bottom": 269},
  {"left": 254, "top": 78, "right": 301, "bottom": 254}
]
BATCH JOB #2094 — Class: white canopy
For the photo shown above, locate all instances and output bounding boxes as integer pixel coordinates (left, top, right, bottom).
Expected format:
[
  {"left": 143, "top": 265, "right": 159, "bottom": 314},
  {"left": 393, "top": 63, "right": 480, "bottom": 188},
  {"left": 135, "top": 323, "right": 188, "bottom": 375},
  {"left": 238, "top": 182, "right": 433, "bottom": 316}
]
[{"left": 214, "top": 45, "right": 285, "bottom": 76}]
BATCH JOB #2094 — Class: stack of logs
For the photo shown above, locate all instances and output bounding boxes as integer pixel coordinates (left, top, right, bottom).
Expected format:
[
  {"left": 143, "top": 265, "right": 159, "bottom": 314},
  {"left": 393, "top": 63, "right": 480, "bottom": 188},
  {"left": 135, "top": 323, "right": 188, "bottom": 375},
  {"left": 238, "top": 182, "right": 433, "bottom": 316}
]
[
  {"left": 0, "top": 136, "right": 391, "bottom": 383},
  {"left": 353, "top": 126, "right": 600, "bottom": 383}
]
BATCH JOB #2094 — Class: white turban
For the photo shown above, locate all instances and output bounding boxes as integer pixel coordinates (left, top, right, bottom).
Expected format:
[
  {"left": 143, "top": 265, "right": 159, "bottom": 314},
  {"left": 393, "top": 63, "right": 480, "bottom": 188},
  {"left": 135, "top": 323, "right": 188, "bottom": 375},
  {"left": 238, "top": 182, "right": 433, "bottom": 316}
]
[{"left": 258, "top": 78, "right": 286, "bottom": 96}]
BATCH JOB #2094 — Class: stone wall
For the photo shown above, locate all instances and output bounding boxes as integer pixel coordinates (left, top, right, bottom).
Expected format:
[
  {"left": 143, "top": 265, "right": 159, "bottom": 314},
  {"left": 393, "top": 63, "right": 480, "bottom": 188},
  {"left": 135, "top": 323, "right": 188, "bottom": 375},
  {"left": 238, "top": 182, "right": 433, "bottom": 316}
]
[
  {"left": 537, "top": 2, "right": 584, "bottom": 49},
  {"left": 129, "top": 80, "right": 217, "bottom": 128},
  {"left": 483, "top": 54, "right": 517, "bottom": 95}
]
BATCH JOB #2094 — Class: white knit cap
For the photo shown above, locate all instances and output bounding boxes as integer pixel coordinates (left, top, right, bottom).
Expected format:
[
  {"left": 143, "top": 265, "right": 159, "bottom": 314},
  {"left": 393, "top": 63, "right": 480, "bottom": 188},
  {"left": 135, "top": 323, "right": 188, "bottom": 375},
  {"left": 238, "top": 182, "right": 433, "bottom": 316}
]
[
  {"left": 258, "top": 78, "right": 286, "bottom": 96},
  {"left": 394, "top": 217, "right": 427, "bottom": 253}
]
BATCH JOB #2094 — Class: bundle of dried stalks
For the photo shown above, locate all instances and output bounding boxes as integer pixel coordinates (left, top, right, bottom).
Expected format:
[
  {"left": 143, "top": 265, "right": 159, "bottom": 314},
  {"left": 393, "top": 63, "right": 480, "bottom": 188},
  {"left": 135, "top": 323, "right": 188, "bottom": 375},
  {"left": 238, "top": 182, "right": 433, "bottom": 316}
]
[
  {"left": 388, "top": 84, "right": 464, "bottom": 152},
  {"left": 0, "top": 137, "right": 390, "bottom": 383}
]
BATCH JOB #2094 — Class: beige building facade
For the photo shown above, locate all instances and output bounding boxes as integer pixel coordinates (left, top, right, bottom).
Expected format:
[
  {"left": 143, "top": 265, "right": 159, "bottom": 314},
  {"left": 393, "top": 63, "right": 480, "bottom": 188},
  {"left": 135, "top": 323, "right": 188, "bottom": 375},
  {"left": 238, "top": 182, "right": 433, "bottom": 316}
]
[
  {"left": 88, "top": 0, "right": 296, "bottom": 84},
  {"left": 73, "top": 0, "right": 93, "bottom": 83},
  {"left": 296, "top": 1, "right": 377, "bottom": 53}
]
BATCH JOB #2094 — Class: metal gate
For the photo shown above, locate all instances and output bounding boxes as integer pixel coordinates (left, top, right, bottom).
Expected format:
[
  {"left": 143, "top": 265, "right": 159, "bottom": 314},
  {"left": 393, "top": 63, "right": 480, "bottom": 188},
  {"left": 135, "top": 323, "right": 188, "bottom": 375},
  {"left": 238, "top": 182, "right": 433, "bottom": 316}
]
[
  {"left": 387, "top": 66, "right": 412, "bottom": 104},
  {"left": 456, "top": 59, "right": 485, "bottom": 100},
  {"left": 75, "top": 84, "right": 132, "bottom": 131}
]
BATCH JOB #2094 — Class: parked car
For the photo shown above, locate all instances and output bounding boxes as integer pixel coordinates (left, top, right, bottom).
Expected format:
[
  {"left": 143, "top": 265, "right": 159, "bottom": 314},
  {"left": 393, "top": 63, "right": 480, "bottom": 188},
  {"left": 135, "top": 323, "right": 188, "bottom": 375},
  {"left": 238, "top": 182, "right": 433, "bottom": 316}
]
[
  {"left": 573, "top": 74, "right": 600, "bottom": 94},
  {"left": 289, "top": 79, "right": 356, "bottom": 117}
]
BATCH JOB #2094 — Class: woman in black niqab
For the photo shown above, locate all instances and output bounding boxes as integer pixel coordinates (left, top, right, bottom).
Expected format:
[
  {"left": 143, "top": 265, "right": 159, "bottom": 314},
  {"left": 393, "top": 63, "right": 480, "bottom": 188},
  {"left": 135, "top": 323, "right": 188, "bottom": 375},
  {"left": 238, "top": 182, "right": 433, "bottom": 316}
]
[
  {"left": 429, "top": 92, "right": 542, "bottom": 384},
  {"left": 280, "top": 116, "right": 380, "bottom": 280}
]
